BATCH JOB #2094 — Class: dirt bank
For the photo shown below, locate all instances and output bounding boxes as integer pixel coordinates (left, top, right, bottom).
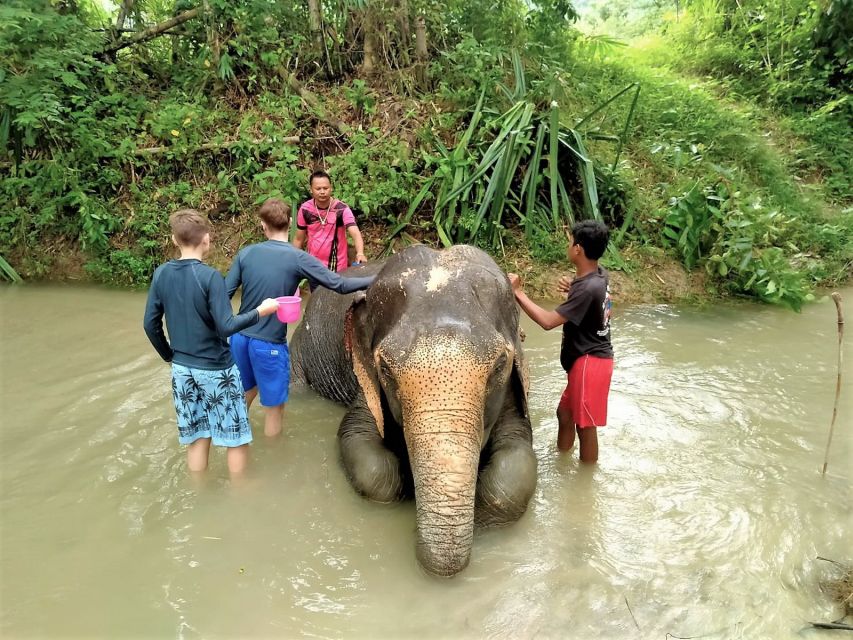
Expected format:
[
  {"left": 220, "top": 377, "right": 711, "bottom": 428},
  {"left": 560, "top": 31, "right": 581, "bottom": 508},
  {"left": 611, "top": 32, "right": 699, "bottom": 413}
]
[{"left": 9, "top": 218, "right": 709, "bottom": 307}]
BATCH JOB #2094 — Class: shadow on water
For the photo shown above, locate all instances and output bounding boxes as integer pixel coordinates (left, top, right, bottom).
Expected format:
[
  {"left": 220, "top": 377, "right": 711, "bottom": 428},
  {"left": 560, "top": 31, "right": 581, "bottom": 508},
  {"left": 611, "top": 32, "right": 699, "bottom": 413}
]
[{"left": 0, "top": 284, "right": 850, "bottom": 638}]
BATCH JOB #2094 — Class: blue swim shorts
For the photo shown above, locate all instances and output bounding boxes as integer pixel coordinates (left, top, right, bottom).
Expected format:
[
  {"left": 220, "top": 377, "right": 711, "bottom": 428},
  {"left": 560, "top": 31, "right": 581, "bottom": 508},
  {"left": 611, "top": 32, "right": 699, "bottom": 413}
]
[
  {"left": 230, "top": 333, "right": 290, "bottom": 407},
  {"left": 170, "top": 363, "right": 252, "bottom": 447}
]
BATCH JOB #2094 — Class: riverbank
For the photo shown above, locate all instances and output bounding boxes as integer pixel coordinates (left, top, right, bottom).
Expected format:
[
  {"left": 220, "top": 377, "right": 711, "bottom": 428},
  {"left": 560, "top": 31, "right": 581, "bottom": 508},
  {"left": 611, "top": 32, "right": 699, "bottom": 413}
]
[{"left": 8, "top": 217, "right": 709, "bottom": 306}]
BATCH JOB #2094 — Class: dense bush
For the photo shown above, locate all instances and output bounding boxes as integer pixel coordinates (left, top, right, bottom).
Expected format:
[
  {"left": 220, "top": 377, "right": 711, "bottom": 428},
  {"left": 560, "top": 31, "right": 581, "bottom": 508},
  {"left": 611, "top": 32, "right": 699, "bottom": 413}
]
[{"left": 0, "top": 0, "right": 849, "bottom": 310}]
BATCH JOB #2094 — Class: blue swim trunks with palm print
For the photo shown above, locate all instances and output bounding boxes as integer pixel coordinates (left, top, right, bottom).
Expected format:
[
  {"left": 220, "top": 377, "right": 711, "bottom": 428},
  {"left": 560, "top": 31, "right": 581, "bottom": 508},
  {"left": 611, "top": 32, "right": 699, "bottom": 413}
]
[{"left": 170, "top": 363, "right": 252, "bottom": 447}]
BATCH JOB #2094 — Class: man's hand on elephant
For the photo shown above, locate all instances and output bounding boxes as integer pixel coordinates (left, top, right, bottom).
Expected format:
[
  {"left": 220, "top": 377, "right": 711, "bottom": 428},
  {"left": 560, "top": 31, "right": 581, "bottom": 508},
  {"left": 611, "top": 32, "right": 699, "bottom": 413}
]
[
  {"left": 557, "top": 275, "right": 572, "bottom": 295},
  {"left": 507, "top": 273, "right": 522, "bottom": 291},
  {"left": 354, "top": 252, "right": 367, "bottom": 265}
]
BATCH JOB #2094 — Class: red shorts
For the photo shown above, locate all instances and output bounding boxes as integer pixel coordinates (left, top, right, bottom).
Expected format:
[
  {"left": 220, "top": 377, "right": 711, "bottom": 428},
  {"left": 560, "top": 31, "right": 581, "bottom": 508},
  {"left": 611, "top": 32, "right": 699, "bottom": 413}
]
[{"left": 558, "top": 355, "right": 613, "bottom": 428}]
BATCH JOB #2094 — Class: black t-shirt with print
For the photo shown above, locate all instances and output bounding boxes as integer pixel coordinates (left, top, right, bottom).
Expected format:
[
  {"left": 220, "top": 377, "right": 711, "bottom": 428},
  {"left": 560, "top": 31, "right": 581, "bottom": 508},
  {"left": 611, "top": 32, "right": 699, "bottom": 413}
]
[{"left": 555, "top": 266, "right": 613, "bottom": 372}]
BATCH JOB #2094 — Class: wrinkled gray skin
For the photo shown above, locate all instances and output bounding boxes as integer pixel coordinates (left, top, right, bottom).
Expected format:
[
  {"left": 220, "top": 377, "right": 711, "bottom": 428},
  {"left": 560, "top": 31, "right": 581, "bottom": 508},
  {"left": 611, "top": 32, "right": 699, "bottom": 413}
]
[{"left": 290, "top": 245, "right": 537, "bottom": 577}]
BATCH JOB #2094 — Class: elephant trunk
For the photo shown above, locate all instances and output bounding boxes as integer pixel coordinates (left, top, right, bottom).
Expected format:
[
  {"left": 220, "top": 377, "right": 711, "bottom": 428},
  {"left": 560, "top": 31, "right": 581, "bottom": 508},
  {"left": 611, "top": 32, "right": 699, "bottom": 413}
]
[{"left": 405, "top": 409, "right": 482, "bottom": 577}]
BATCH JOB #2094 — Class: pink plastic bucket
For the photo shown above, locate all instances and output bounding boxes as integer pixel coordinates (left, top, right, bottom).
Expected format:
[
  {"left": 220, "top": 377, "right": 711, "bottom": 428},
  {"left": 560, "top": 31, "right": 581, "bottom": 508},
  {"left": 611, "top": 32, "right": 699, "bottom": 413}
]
[{"left": 275, "top": 296, "right": 302, "bottom": 323}]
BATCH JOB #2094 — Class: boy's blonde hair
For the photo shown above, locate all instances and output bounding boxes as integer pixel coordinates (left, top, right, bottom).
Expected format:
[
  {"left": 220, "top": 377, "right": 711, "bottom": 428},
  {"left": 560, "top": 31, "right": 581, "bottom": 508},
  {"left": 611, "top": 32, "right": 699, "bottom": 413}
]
[
  {"left": 258, "top": 198, "right": 291, "bottom": 231},
  {"left": 170, "top": 209, "right": 210, "bottom": 247}
]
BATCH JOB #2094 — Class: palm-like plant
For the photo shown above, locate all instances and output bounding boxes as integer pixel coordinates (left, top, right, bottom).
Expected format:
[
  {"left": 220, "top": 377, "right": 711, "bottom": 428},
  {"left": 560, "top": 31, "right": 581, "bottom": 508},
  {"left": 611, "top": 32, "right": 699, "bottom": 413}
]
[{"left": 387, "top": 50, "right": 610, "bottom": 252}]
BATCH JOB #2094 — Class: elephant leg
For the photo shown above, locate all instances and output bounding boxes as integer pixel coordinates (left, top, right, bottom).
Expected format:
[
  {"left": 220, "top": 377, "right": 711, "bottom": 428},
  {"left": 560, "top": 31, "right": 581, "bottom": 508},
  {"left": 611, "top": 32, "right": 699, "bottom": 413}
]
[
  {"left": 475, "top": 394, "right": 537, "bottom": 528},
  {"left": 338, "top": 394, "right": 405, "bottom": 503}
]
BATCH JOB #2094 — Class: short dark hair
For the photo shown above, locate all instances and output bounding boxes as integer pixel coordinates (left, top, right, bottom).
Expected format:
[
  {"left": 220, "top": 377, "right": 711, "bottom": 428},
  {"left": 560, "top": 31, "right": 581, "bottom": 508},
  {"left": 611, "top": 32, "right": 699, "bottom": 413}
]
[
  {"left": 258, "top": 198, "right": 291, "bottom": 231},
  {"left": 170, "top": 208, "right": 210, "bottom": 247},
  {"left": 309, "top": 170, "right": 331, "bottom": 186},
  {"left": 571, "top": 220, "right": 609, "bottom": 260}
]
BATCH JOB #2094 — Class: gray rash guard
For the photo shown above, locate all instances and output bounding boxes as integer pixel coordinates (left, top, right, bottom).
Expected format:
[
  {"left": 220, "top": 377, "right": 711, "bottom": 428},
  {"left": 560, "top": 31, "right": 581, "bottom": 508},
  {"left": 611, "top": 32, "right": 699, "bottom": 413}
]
[
  {"left": 225, "top": 240, "right": 375, "bottom": 344},
  {"left": 143, "top": 259, "right": 260, "bottom": 369}
]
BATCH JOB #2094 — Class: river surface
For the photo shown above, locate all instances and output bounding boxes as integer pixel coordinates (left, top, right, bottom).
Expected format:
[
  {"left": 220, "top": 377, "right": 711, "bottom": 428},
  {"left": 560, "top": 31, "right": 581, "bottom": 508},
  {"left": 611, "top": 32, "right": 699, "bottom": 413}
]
[{"left": 1, "top": 284, "right": 851, "bottom": 639}]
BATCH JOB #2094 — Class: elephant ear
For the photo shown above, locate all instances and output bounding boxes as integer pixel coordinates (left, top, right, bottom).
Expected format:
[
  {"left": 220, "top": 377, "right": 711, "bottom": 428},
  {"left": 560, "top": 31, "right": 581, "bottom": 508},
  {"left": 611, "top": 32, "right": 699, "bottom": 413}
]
[
  {"left": 344, "top": 293, "right": 385, "bottom": 438},
  {"left": 511, "top": 341, "right": 530, "bottom": 420}
]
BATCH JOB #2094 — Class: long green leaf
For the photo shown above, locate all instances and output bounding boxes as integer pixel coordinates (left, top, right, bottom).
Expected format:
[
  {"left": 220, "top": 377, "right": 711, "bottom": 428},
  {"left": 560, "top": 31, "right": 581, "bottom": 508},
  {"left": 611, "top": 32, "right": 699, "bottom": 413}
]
[
  {"left": 548, "top": 104, "right": 560, "bottom": 228},
  {"left": 436, "top": 102, "right": 529, "bottom": 208},
  {"left": 557, "top": 172, "right": 575, "bottom": 228},
  {"left": 613, "top": 83, "right": 641, "bottom": 171},
  {"left": 575, "top": 82, "right": 639, "bottom": 130},
  {"left": 469, "top": 147, "right": 508, "bottom": 241},
  {"left": 567, "top": 129, "right": 601, "bottom": 221},
  {"left": 0, "top": 255, "right": 22, "bottom": 283},
  {"left": 459, "top": 88, "right": 486, "bottom": 149},
  {"left": 387, "top": 176, "right": 436, "bottom": 240},
  {"left": 435, "top": 222, "right": 453, "bottom": 248},
  {"left": 511, "top": 50, "right": 526, "bottom": 99},
  {"left": 487, "top": 132, "right": 522, "bottom": 238},
  {"left": 521, "top": 123, "right": 546, "bottom": 240},
  {"left": 556, "top": 132, "right": 591, "bottom": 163},
  {"left": 471, "top": 102, "right": 536, "bottom": 243}
]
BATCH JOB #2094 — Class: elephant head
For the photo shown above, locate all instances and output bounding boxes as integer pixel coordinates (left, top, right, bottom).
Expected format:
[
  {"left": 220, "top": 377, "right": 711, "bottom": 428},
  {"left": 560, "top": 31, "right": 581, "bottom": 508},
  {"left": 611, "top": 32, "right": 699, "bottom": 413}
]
[{"left": 342, "top": 245, "right": 531, "bottom": 576}]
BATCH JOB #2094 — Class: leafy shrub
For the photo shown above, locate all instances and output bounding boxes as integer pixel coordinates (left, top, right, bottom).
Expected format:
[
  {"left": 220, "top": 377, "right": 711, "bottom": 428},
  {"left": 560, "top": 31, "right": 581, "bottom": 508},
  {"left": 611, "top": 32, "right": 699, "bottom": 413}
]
[
  {"left": 662, "top": 181, "right": 823, "bottom": 309},
  {"left": 526, "top": 224, "right": 569, "bottom": 264},
  {"left": 324, "top": 134, "right": 419, "bottom": 221}
]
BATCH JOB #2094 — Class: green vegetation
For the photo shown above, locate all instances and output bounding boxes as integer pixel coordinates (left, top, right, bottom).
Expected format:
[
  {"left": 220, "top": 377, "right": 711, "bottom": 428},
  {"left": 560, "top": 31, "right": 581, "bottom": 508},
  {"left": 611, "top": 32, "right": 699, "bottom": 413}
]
[{"left": 1, "top": 0, "right": 850, "bottom": 308}]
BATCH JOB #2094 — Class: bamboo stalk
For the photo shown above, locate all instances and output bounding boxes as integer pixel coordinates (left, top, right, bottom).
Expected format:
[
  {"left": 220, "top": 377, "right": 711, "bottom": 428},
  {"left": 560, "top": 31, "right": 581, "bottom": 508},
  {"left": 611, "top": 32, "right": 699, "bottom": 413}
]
[{"left": 821, "top": 292, "right": 845, "bottom": 475}]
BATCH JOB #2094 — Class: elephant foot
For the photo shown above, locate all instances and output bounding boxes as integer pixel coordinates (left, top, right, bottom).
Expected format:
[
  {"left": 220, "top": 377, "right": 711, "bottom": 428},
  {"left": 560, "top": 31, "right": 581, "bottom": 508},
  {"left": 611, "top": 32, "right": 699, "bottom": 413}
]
[
  {"left": 339, "top": 409, "right": 404, "bottom": 503},
  {"left": 475, "top": 444, "right": 537, "bottom": 528}
]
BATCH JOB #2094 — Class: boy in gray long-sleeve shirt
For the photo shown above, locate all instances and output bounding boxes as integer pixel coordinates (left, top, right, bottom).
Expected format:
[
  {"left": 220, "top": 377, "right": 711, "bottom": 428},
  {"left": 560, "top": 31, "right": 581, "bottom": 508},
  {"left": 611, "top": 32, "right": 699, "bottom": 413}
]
[
  {"left": 144, "top": 209, "right": 279, "bottom": 475},
  {"left": 225, "top": 198, "right": 375, "bottom": 437}
]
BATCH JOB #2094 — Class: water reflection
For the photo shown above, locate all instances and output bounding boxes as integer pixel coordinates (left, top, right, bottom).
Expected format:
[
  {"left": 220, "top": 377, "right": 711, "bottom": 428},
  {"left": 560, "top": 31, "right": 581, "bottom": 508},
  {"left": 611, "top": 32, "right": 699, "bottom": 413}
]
[{"left": 1, "top": 285, "right": 850, "bottom": 638}]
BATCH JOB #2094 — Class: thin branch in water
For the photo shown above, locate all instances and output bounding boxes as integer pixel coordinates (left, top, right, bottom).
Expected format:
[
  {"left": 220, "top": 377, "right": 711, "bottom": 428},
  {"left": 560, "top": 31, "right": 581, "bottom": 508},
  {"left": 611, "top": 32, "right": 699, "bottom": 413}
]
[
  {"left": 817, "top": 556, "right": 847, "bottom": 569},
  {"left": 624, "top": 596, "right": 640, "bottom": 631},
  {"left": 809, "top": 621, "right": 853, "bottom": 630},
  {"left": 821, "top": 292, "right": 845, "bottom": 475}
]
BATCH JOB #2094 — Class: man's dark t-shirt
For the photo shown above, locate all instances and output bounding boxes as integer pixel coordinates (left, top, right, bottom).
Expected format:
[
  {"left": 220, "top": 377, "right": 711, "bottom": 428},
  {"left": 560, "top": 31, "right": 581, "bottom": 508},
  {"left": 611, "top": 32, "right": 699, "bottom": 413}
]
[{"left": 555, "top": 266, "right": 613, "bottom": 372}]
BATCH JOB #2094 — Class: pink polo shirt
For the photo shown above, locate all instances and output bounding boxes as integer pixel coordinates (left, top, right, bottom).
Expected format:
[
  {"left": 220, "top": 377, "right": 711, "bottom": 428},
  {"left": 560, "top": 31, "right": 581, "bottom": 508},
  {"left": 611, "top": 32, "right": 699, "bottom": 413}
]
[{"left": 296, "top": 198, "right": 357, "bottom": 272}]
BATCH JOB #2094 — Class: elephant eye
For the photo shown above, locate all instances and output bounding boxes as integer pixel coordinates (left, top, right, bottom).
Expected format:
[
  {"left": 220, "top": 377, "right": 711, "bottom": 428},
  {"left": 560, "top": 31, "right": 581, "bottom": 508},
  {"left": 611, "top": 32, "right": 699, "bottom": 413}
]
[
  {"left": 379, "top": 360, "right": 394, "bottom": 382},
  {"left": 495, "top": 350, "right": 509, "bottom": 369}
]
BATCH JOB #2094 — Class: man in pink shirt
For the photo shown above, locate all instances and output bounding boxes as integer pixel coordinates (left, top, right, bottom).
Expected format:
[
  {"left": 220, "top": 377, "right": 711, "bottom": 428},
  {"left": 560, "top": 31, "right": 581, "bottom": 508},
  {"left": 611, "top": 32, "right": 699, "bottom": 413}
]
[{"left": 294, "top": 170, "right": 367, "bottom": 272}]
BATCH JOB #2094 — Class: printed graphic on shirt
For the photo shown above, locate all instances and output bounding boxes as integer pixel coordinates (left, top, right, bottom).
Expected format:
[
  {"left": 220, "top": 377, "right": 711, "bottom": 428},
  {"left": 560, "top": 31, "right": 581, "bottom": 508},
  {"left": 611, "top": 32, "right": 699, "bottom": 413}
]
[{"left": 598, "top": 285, "right": 612, "bottom": 338}]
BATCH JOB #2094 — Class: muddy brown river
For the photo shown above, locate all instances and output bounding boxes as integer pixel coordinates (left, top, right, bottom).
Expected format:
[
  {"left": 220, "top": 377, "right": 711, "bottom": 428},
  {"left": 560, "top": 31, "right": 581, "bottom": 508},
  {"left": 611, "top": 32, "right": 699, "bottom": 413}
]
[{"left": 1, "top": 284, "right": 850, "bottom": 638}]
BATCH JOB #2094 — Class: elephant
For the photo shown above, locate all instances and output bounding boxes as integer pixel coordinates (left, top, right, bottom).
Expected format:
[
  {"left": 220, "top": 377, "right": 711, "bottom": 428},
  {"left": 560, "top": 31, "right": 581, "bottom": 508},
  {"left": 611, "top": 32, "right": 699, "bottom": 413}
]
[{"left": 290, "top": 244, "right": 537, "bottom": 577}]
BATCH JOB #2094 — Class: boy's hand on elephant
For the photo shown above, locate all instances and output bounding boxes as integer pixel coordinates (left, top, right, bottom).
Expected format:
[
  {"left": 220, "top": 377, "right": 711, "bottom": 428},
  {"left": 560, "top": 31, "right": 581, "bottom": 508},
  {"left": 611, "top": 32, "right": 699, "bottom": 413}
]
[
  {"left": 557, "top": 275, "right": 572, "bottom": 295},
  {"left": 507, "top": 273, "right": 521, "bottom": 291}
]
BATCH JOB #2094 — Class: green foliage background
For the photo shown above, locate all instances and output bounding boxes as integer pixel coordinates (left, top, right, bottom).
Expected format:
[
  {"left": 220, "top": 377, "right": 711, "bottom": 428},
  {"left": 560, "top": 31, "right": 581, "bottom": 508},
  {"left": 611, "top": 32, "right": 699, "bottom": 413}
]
[{"left": 1, "top": 0, "right": 850, "bottom": 308}]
